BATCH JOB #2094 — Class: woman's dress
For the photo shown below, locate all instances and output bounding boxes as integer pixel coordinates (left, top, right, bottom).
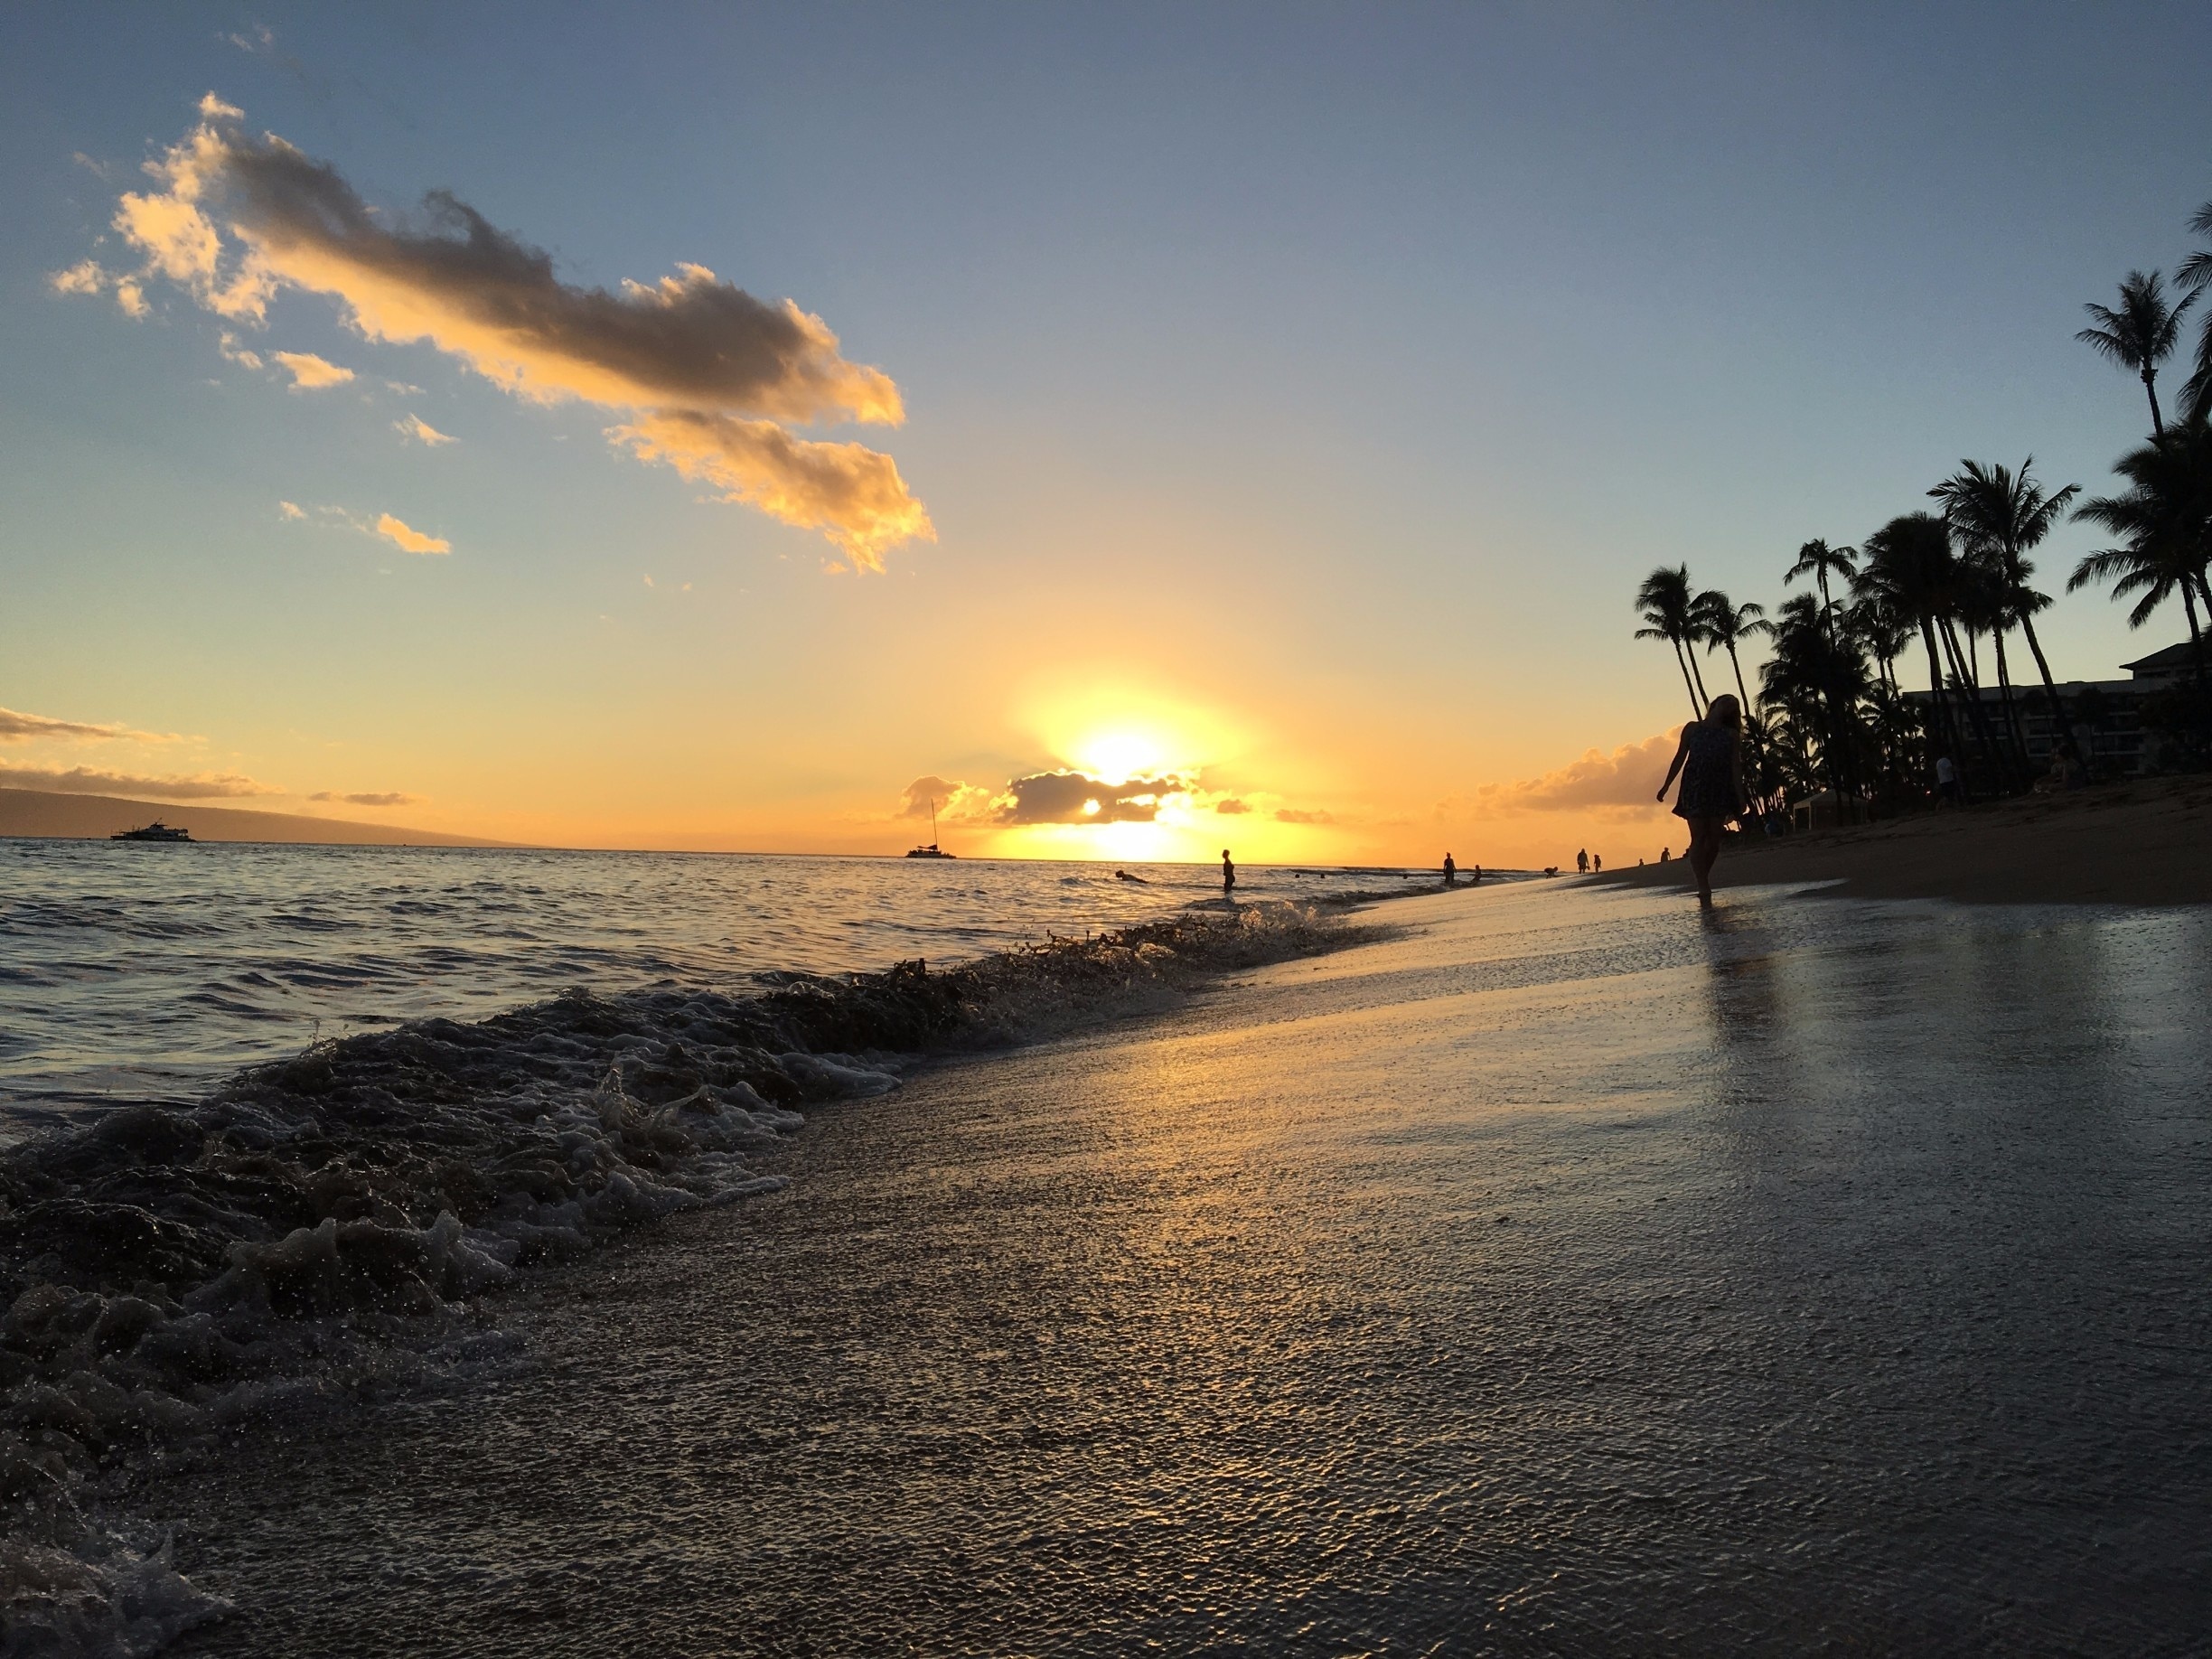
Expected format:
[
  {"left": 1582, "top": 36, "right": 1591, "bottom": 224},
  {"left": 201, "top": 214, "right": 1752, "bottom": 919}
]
[{"left": 1672, "top": 720, "right": 1739, "bottom": 820}]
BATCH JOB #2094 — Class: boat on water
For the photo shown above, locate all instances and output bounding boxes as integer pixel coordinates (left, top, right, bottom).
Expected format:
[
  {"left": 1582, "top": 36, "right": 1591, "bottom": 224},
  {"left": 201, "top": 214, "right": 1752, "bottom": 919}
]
[
  {"left": 904, "top": 796, "right": 955, "bottom": 858},
  {"left": 111, "top": 821, "right": 193, "bottom": 843}
]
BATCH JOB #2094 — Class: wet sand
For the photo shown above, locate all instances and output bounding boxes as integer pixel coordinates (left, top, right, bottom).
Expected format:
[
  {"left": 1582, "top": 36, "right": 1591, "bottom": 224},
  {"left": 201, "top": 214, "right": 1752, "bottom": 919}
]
[
  {"left": 1593, "top": 773, "right": 2212, "bottom": 905},
  {"left": 155, "top": 881, "right": 2212, "bottom": 1655}
]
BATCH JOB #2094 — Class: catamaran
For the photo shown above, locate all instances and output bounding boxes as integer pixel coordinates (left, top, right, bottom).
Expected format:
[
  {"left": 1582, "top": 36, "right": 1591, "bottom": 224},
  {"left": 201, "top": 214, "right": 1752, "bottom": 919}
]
[{"left": 904, "top": 797, "right": 955, "bottom": 858}]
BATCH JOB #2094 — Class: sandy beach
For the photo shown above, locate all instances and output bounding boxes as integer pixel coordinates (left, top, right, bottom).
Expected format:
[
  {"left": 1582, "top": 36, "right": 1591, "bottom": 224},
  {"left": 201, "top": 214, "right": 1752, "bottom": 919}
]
[
  {"left": 1592, "top": 774, "right": 2212, "bottom": 906},
  {"left": 145, "top": 878, "right": 2212, "bottom": 1654}
]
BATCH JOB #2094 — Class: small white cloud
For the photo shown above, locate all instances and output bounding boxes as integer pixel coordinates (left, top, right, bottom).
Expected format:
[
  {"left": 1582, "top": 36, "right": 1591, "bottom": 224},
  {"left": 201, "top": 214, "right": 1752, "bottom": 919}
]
[
  {"left": 393, "top": 412, "right": 455, "bottom": 445},
  {"left": 384, "top": 380, "right": 425, "bottom": 395},
  {"left": 272, "top": 351, "right": 354, "bottom": 389},
  {"left": 375, "top": 512, "right": 450, "bottom": 556},
  {"left": 277, "top": 500, "right": 305, "bottom": 520},
  {"left": 219, "top": 331, "right": 264, "bottom": 370}
]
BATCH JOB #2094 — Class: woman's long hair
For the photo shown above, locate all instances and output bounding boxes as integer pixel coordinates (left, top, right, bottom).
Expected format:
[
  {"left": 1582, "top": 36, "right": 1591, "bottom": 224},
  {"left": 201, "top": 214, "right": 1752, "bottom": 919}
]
[{"left": 1705, "top": 692, "right": 1742, "bottom": 733}]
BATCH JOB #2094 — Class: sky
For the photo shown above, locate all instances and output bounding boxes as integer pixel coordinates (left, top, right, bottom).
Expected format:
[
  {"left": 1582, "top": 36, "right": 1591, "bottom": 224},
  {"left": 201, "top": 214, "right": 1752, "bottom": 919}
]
[{"left": 3, "top": 2, "right": 2208, "bottom": 866}]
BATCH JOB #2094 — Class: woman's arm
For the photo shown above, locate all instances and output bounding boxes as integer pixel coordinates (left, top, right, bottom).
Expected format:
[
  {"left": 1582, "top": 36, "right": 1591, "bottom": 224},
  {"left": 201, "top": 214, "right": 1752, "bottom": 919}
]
[{"left": 1655, "top": 726, "right": 1693, "bottom": 801}]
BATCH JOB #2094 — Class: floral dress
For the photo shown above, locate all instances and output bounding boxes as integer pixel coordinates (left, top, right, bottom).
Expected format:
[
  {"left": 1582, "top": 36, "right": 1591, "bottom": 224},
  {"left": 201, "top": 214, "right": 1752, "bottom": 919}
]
[{"left": 1672, "top": 721, "right": 1739, "bottom": 820}]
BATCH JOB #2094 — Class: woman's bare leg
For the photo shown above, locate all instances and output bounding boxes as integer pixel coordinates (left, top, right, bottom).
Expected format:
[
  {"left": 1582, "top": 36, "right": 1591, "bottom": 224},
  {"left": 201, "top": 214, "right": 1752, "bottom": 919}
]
[{"left": 1688, "top": 817, "right": 1721, "bottom": 906}]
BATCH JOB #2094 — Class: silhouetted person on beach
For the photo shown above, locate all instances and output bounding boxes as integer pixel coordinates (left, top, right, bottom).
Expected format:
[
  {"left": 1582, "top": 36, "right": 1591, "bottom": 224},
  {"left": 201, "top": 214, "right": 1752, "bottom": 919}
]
[
  {"left": 1222, "top": 849, "right": 1236, "bottom": 897},
  {"left": 1443, "top": 852, "right": 1456, "bottom": 886},
  {"left": 1935, "top": 754, "right": 1960, "bottom": 808},
  {"left": 1576, "top": 848, "right": 1589, "bottom": 874},
  {"left": 1593, "top": 853, "right": 1602, "bottom": 873},
  {"left": 1657, "top": 691, "right": 1748, "bottom": 910}
]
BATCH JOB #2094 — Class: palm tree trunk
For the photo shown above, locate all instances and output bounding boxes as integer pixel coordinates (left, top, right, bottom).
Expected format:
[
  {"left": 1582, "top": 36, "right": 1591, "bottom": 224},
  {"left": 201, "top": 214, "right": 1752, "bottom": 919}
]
[
  {"left": 1920, "top": 620, "right": 1954, "bottom": 798},
  {"left": 2017, "top": 613, "right": 2067, "bottom": 737},
  {"left": 1670, "top": 640, "right": 1703, "bottom": 719},
  {"left": 1684, "top": 642, "right": 1713, "bottom": 709},
  {"left": 1724, "top": 642, "right": 1768, "bottom": 820},
  {"left": 1992, "top": 630, "right": 2028, "bottom": 783},
  {"left": 1937, "top": 621, "right": 2004, "bottom": 797},
  {"left": 2144, "top": 371, "right": 2166, "bottom": 438}
]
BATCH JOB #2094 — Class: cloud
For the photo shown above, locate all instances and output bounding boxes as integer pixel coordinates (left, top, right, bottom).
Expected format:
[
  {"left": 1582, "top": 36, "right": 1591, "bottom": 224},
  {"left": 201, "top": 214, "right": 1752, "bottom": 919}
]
[
  {"left": 1273, "top": 807, "right": 1333, "bottom": 825},
  {"left": 613, "top": 411, "right": 933, "bottom": 571},
  {"left": 995, "top": 770, "right": 1183, "bottom": 825},
  {"left": 394, "top": 412, "right": 455, "bottom": 445},
  {"left": 217, "top": 329, "right": 264, "bottom": 369},
  {"left": 1452, "top": 731, "right": 1680, "bottom": 819},
  {"left": 78, "top": 98, "right": 930, "bottom": 565},
  {"left": 277, "top": 499, "right": 305, "bottom": 520},
  {"left": 47, "top": 258, "right": 146, "bottom": 317},
  {"left": 0, "top": 764, "right": 277, "bottom": 800},
  {"left": 270, "top": 349, "right": 352, "bottom": 389},
  {"left": 374, "top": 513, "right": 449, "bottom": 555},
  {"left": 0, "top": 708, "right": 170, "bottom": 745},
  {"left": 897, "top": 776, "right": 1003, "bottom": 823},
  {"left": 308, "top": 790, "right": 422, "bottom": 807},
  {"left": 1214, "top": 798, "right": 1250, "bottom": 814}
]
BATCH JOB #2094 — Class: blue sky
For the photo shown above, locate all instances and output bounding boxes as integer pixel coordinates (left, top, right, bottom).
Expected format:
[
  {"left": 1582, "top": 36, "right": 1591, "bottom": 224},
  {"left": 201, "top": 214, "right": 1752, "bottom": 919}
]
[{"left": 3, "top": 3, "right": 2207, "bottom": 859}]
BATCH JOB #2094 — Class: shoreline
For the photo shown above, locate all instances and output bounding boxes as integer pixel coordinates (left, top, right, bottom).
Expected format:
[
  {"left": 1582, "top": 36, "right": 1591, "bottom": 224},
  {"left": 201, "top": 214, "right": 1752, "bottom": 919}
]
[
  {"left": 138, "top": 878, "right": 2212, "bottom": 1654},
  {"left": 1586, "top": 773, "right": 2212, "bottom": 905}
]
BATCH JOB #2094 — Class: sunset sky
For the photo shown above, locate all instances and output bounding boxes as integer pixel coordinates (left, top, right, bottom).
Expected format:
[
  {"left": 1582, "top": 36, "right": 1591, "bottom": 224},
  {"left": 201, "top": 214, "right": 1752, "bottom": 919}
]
[{"left": 4, "top": 4, "right": 2208, "bottom": 866}]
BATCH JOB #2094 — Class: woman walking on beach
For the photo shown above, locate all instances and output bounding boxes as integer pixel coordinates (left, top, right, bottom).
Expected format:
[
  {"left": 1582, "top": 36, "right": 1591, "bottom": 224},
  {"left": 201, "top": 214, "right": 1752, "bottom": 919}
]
[{"left": 1657, "top": 692, "right": 1748, "bottom": 909}]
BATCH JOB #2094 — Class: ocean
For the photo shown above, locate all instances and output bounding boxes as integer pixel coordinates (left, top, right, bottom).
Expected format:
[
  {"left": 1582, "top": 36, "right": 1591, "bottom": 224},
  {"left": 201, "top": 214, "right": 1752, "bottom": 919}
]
[
  {"left": 0, "top": 837, "right": 1425, "bottom": 1135},
  {"left": 7, "top": 858, "right": 2207, "bottom": 1653}
]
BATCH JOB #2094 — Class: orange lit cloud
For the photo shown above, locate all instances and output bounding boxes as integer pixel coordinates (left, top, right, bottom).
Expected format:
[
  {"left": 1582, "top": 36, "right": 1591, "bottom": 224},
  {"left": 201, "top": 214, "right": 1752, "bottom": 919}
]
[
  {"left": 309, "top": 790, "right": 423, "bottom": 807},
  {"left": 0, "top": 763, "right": 278, "bottom": 799},
  {"left": 374, "top": 513, "right": 450, "bottom": 556},
  {"left": 1454, "top": 731, "right": 1679, "bottom": 819},
  {"left": 271, "top": 349, "right": 352, "bottom": 389},
  {"left": 71, "top": 97, "right": 929, "bottom": 564},
  {"left": 0, "top": 708, "right": 170, "bottom": 745},
  {"left": 615, "top": 412, "right": 933, "bottom": 572}
]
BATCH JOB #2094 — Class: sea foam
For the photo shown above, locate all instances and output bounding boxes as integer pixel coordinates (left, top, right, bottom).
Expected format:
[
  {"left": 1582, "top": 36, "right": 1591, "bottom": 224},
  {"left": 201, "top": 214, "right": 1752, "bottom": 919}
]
[{"left": 0, "top": 900, "right": 1354, "bottom": 1652}]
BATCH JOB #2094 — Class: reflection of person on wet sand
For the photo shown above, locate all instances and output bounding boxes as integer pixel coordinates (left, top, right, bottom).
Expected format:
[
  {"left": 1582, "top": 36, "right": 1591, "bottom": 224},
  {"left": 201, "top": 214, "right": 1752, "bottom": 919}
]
[
  {"left": 1222, "top": 849, "right": 1236, "bottom": 898},
  {"left": 1656, "top": 691, "right": 1749, "bottom": 910}
]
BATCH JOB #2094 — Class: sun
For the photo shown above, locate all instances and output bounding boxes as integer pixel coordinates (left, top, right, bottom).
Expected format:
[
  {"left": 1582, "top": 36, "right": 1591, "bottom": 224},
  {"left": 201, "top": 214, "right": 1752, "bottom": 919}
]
[{"left": 1073, "top": 728, "right": 1172, "bottom": 784}]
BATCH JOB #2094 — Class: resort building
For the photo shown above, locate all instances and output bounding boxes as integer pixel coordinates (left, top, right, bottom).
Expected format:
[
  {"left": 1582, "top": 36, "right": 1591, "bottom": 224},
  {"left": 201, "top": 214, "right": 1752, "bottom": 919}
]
[{"left": 1903, "top": 641, "right": 2198, "bottom": 781}]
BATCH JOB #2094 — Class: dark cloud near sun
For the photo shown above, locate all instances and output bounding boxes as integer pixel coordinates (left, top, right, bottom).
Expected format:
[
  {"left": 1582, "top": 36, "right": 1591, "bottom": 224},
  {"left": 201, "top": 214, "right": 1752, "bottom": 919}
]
[{"left": 995, "top": 771, "right": 1181, "bottom": 825}]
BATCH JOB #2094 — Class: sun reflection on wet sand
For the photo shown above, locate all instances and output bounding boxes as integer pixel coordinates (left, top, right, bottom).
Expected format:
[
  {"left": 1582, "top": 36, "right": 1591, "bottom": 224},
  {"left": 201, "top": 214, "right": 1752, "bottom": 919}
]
[{"left": 159, "top": 881, "right": 2212, "bottom": 1654}]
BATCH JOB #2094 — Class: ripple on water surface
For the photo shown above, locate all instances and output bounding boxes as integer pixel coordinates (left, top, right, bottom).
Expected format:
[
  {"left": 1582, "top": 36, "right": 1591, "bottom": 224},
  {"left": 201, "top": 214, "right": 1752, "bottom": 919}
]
[{"left": 149, "top": 880, "right": 2212, "bottom": 1655}]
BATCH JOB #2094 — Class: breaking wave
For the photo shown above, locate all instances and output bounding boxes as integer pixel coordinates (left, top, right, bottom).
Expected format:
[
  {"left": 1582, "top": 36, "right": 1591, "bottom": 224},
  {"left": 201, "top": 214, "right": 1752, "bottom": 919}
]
[{"left": 0, "top": 901, "right": 1355, "bottom": 1653}]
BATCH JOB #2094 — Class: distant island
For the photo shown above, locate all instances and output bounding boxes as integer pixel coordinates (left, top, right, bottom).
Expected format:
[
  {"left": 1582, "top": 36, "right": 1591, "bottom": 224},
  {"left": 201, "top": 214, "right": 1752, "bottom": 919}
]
[{"left": 0, "top": 789, "right": 517, "bottom": 848}]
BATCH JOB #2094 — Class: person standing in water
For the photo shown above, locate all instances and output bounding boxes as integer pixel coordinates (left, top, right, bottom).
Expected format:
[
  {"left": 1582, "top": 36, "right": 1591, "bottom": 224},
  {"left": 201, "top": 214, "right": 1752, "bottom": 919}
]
[
  {"left": 1656, "top": 692, "right": 1749, "bottom": 909},
  {"left": 1443, "top": 852, "right": 1457, "bottom": 886},
  {"left": 1222, "top": 849, "right": 1236, "bottom": 898},
  {"left": 1576, "top": 848, "right": 1589, "bottom": 874}
]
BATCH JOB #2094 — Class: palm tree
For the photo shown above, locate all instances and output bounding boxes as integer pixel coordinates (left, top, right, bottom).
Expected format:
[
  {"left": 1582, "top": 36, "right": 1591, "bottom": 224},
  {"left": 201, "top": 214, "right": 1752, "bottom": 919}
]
[
  {"left": 1634, "top": 565, "right": 1707, "bottom": 718},
  {"left": 2178, "top": 200, "right": 2212, "bottom": 425},
  {"left": 1929, "top": 457, "right": 2079, "bottom": 744},
  {"left": 2077, "top": 270, "right": 2195, "bottom": 438},
  {"left": 1784, "top": 539, "right": 1857, "bottom": 644},
  {"left": 1691, "top": 589, "right": 1771, "bottom": 722},
  {"left": 2070, "top": 423, "right": 2212, "bottom": 696},
  {"left": 1860, "top": 513, "right": 1968, "bottom": 794}
]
